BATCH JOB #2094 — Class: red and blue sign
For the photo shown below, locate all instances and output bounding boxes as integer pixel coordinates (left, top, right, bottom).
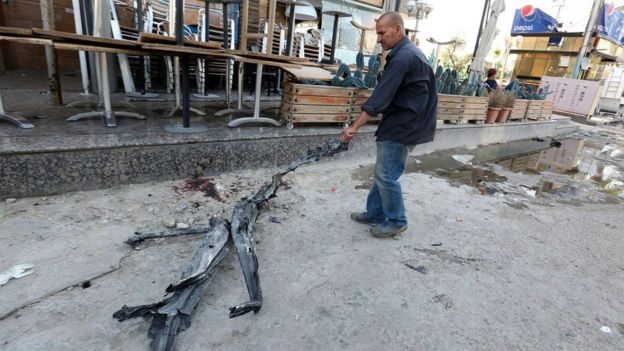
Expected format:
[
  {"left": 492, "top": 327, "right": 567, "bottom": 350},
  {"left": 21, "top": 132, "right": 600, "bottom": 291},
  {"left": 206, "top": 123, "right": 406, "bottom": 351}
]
[
  {"left": 511, "top": 5, "right": 558, "bottom": 34},
  {"left": 596, "top": 2, "right": 624, "bottom": 45}
]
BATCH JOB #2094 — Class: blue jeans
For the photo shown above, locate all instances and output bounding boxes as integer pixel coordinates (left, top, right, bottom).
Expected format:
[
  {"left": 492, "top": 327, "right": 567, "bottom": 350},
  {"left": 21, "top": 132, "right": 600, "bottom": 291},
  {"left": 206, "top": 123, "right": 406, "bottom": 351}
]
[{"left": 366, "top": 141, "right": 414, "bottom": 227}]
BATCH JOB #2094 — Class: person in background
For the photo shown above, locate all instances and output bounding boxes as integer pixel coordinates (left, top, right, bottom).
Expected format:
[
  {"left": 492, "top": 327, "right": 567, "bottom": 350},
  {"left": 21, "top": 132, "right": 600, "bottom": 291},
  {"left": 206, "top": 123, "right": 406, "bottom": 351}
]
[
  {"left": 485, "top": 68, "right": 498, "bottom": 92},
  {"left": 340, "top": 11, "right": 437, "bottom": 238}
]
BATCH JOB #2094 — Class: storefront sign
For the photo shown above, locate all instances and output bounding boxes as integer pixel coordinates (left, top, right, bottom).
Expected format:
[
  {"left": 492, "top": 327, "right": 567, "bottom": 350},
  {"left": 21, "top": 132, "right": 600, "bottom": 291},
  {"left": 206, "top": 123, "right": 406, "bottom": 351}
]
[
  {"left": 596, "top": 2, "right": 624, "bottom": 44},
  {"left": 511, "top": 5, "right": 558, "bottom": 34},
  {"left": 539, "top": 76, "right": 601, "bottom": 116}
]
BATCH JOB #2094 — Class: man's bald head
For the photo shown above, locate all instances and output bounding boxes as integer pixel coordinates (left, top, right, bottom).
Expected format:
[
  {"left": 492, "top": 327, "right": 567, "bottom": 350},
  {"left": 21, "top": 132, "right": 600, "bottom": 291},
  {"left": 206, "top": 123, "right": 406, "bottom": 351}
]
[
  {"left": 377, "top": 11, "right": 405, "bottom": 30},
  {"left": 375, "top": 11, "right": 406, "bottom": 50}
]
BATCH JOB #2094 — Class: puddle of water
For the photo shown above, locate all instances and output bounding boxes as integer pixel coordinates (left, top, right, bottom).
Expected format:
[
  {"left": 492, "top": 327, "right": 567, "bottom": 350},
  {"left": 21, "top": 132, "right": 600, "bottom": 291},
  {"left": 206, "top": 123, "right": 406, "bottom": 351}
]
[{"left": 352, "top": 136, "right": 624, "bottom": 203}]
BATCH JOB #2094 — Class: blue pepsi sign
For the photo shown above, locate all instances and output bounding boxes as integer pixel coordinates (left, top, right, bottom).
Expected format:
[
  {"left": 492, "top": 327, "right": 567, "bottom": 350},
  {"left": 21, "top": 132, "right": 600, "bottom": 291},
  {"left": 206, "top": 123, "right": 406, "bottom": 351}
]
[
  {"left": 596, "top": 2, "right": 624, "bottom": 44},
  {"left": 511, "top": 5, "right": 558, "bottom": 34}
]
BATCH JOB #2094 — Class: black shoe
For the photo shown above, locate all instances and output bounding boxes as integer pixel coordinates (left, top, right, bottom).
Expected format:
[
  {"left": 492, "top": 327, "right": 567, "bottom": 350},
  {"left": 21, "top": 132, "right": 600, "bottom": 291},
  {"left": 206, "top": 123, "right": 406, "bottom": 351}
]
[
  {"left": 350, "top": 212, "right": 384, "bottom": 226},
  {"left": 370, "top": 222, "right": 407, "bottom": 237}
]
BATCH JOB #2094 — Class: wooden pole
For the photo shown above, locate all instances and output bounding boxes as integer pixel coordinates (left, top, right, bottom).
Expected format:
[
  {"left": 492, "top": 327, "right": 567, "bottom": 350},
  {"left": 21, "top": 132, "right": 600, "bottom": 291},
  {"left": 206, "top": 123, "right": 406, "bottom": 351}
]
[
  {"left": 40, "top": 0, "right": 63, "bottom": 105},
  {"left": 266, "top": 0, "right": 276, "bottom": 54},
  {"left": 240, "top": 0, "right": 249, "bottom": 50}
]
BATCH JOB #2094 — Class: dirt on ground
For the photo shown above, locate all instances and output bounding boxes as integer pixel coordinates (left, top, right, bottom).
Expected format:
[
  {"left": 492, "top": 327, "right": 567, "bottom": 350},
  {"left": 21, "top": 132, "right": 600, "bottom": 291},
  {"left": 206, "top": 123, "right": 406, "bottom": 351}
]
[{"left": 1, "top": 126, "right": 624, "bottom": 351}]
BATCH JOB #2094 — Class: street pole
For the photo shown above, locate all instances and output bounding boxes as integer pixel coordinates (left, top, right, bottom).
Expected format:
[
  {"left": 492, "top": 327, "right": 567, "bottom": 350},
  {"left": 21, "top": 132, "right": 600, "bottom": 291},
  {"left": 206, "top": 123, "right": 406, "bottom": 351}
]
[
  {"left": 413, "top": 18, "right": 420, "bottom": 45},
  {"left": 572, "top": 0, "right": 602, "bottom": 79},
  {"left": 472, "top": 0, "right": 490, "bottom": 62}
]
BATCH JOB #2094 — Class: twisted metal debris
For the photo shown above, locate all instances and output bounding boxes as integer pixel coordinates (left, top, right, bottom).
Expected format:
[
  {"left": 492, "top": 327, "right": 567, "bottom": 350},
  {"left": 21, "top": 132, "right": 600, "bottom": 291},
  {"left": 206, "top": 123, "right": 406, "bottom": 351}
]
[{"left": 114, "top": 138, "right": 348, "bottom": 351}]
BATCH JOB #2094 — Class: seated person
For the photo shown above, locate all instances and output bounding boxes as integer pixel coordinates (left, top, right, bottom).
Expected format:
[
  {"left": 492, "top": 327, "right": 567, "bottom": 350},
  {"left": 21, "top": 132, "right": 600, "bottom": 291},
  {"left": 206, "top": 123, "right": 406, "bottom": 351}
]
[{"left": 484, "top": 68, "right": 498, "bottom": 93}]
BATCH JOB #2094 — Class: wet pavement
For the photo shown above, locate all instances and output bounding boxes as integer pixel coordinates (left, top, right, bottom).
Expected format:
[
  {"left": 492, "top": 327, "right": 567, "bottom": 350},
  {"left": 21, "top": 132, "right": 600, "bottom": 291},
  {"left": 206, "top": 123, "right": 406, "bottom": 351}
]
[{"left": 352, "top": 127, "right": 624, "bottom": 209}]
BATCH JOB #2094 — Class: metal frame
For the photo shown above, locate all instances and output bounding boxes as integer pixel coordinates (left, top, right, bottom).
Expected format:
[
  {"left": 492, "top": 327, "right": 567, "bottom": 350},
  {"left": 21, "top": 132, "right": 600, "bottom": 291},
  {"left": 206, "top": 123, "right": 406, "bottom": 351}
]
[
  {"left": 67, "top": 0, "right": 145, "bottom": 127},
  {"left": 0, "top": 90, "right": 45, "bottom": 129}
]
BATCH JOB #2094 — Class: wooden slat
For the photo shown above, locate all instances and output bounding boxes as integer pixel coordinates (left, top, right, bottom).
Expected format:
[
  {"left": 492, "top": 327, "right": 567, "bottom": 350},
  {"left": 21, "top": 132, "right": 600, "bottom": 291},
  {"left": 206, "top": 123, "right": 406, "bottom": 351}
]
[
  {"left": 438, "top": 107, "right": 487, "bottom": 114},
  {"left": 0, "top": 35, "right": 52, "bottom": 46},
  {"left": 138, "top": 32, "right": 223, "bottom": 49},
  {"left": 282, "top": 93, "right": 351, "bottom": 105},
  {"left": 437, "top": 94, "right": 488, "bottom": 103},
  {"left": 0, "top": 26, "right": 33, "bottom": 36},
  {"left": 281, "top": 66, "right": 333, "bottom": 80},
  {"left": 141, "top": 43, "right": 232, "bottom": 58},
  {"left": 287, "top": 84, "right": 355, "bottom": 97},
  {"left": 54, "top": 42, "right": 145, "bottom": 56},
  {"left": 32, "top": 28, "right": 139, "bottom": 47},
  {"left": 282, "top": 103, "right": 351, "bottom": 114},
  {"left": 284, "top": 113, "right": 350, "bottom": 123},
  {"left": 437, "top": 101, "right": 489, "bottom": 109},
  {"left": 352, "top": 97, "right": 371, "bottom": 105},
  {"left": 228, "top": 50, "right": 311, "bottom": 63},
  {"left": 233, "top": 55, "right": 302, "bottom": 69}
]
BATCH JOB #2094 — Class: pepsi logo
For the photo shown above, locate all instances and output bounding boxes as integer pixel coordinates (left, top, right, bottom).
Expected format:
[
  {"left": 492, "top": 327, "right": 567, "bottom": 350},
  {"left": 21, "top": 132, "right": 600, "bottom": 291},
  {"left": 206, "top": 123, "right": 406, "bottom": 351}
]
[{"left": 520, "top": 5, "right": 536, "bottom": 21}]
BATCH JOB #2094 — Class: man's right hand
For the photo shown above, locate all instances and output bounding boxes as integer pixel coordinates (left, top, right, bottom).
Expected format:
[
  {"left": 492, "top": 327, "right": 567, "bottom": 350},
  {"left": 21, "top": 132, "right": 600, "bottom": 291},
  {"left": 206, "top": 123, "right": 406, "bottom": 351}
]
[{"left": 340, "top": 126, "right": 358, "bottom": 143}]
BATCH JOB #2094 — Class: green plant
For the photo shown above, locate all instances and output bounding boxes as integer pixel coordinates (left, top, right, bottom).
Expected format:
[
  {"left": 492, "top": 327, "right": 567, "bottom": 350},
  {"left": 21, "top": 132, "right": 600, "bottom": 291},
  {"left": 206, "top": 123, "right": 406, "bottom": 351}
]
[{"left": 506, "top": 80, "right": 552, "bottom": 100}]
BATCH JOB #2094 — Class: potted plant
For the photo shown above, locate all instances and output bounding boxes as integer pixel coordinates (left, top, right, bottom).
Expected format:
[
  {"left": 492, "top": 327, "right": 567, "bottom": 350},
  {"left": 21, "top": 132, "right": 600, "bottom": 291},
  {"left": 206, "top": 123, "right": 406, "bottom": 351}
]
[
  {"left": 486, "top": 89, "right": 505, "bottom": 124},
  {"left": 435, "top": 67, "right": 489, "bottom": 124},
  {"left": 497, "top": 91, "right": 514, "bottom": 123}
]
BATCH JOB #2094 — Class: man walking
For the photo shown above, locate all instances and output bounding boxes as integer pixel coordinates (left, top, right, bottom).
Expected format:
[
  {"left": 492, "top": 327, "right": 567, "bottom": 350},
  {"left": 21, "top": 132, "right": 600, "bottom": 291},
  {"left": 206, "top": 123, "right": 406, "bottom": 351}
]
[{"left": 340, "top": 11, "right": 437, "bottom": 237}]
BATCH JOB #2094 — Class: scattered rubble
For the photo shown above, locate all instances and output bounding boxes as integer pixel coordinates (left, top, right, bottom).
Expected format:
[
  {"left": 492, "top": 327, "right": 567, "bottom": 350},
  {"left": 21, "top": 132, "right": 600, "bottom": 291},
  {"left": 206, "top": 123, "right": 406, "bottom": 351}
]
[{"left": 114, "top": 139, "right": 348, "bottom": 350}]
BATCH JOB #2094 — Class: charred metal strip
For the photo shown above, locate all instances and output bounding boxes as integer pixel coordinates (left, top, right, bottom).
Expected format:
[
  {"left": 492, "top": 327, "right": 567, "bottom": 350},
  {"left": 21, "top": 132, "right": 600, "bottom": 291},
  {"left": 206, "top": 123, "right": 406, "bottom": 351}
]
[
  {"left": 284, "top": 138, "right": 349, "bottom": 173},
  {"left": 228, "top": 201, "right": 262, "bottom": 318},
  {"left": 114, "top": 218, "right": 229, "bottom": 351},
  {"left": 126, "top": 227, "right": 214, "bottom": 245},
  {"left": 228, "top": 139, "right": 348, "bottom": 318}
]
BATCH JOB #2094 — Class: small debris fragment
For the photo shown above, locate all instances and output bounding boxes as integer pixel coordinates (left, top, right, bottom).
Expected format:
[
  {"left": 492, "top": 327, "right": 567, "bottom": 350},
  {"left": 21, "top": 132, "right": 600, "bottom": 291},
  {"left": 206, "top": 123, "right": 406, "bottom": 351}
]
[
  {"left": 163, "top": 219, "right": 176, "bottom": 228},
  {"left": 174, "top": 202, "right": 188, "bottom": 213},
  {"left": 455, "top": 217, "right": 464, "bottom": 223},
  {"left": 5, "top": 198, "right": 16, "bottom": 204},
  {"left": 431, "top": 243, "right": 442, "bottom": 247},
  {"left": 0, "top": 264, "right": 35, "bottom": 286},
  {"left": 451, "top": 155, "right": 474, "bottom": 165},
  {"left": 176, "top": 222, "right": 190, "bottom": 229},
  {"left": 600, "top": 326, "right": 612, "bottom": 333},
  {"left": 269, "top": 216, "right": 286, "bottom": 224},
  {"left": 81, "top": 281, "right": 91, "bottom": 289},
  {"left": 330, "top": 185, "right": 338, "bottom": 193},
  {"left": 432, "top": 294, "right": 454, "bottom": 310},
  {"left": 404, "top": 263, "right": 427, "bottom": 274}
]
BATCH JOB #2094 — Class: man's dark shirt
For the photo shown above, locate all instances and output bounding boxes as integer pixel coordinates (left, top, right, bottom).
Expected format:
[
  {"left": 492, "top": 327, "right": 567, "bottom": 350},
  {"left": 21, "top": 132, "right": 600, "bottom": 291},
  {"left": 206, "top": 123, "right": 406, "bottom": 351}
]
[
  {"left": 485, "top": 79, "right": 498, "bottom": 92},
  {"left": 361, "top": 36, "right": 437, "bottom": 145}
]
